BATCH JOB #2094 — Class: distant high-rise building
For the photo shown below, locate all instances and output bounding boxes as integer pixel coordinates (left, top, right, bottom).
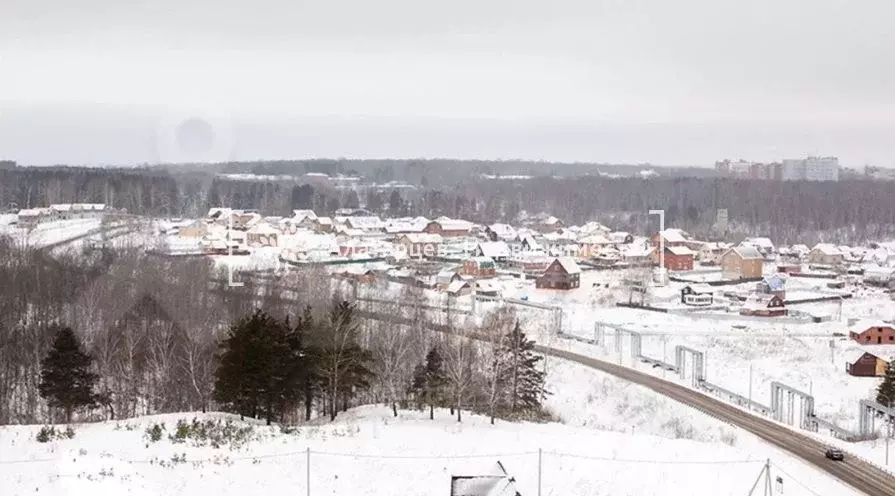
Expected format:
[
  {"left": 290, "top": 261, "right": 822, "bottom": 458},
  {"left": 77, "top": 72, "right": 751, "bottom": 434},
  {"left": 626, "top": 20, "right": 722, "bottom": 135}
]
[
  {"left": 0, "top": 160, "right": 15, "bottom": 170},
  {"left": 782, "top": 156, "right": 840, "bottom": 181}
]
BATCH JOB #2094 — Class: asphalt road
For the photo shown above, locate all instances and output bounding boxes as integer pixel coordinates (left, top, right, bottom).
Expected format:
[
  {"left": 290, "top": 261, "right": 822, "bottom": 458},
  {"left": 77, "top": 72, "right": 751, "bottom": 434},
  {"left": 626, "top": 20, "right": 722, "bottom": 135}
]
[{"left": 540, "top": 346, "right": 895, "bottom": 496}]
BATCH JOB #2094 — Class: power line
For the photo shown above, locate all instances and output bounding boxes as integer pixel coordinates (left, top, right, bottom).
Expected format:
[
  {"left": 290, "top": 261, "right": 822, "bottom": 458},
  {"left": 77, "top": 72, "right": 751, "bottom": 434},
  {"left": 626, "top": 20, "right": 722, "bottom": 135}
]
[
  {"left": 309, "top": 449, "right": 538, "bottom": 460},
  {"left": 545, "top": 450, "right": 763, "bottom": 465}
]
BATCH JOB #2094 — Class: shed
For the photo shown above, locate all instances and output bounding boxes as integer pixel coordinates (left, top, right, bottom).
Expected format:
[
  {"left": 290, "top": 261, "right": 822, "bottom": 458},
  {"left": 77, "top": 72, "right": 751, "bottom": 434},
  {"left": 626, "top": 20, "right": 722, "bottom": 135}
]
[{"left": 681, "top": 285, "right": 714, "bottom": 306}]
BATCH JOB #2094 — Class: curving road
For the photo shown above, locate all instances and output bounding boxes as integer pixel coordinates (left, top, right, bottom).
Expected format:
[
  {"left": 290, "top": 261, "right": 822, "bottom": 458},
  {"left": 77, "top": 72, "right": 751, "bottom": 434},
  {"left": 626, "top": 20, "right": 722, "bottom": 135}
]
[
  {"left": 176, "top": 281, "right": 895, "bottom": 495},
  {"left": 541, "top": 346, "right": 895, "bottom": 496}
]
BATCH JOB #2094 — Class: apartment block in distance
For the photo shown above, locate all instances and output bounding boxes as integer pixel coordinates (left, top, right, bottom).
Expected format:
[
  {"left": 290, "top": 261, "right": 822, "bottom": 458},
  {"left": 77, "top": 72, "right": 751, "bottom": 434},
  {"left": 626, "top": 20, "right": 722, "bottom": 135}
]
[{"left": 781, "top": 156, "right": 840, "bottom": 181}]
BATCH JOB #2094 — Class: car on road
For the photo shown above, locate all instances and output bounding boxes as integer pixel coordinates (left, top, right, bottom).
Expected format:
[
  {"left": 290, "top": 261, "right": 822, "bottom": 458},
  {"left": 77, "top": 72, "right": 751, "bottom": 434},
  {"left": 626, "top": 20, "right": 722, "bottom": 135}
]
[{"left": 825, "top": 447, "right": 845, "bottom": 461}]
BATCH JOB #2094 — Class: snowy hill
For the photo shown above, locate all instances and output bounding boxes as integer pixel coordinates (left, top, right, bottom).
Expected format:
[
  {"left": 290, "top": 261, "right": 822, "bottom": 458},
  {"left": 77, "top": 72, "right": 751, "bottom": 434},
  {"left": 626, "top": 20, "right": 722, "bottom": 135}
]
[
  {"left": 0, "top": 406, "right": 765, "bottom": 496},
  {"left": 1, "top": 397, "right": 858, "bottom": 496}
]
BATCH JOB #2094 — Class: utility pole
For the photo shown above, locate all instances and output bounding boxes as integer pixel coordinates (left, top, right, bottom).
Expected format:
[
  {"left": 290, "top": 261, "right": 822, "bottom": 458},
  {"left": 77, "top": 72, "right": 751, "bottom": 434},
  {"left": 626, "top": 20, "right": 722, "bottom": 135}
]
[{"left": 306, "top": 447, "right": 311, "bottom": 496}]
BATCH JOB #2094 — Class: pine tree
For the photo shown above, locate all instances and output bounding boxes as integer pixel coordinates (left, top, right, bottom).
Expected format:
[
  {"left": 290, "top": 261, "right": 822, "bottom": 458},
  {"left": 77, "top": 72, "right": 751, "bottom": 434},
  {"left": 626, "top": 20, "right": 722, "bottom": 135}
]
[
  {"left": 214, "top": 310, "right": 302, "bottom": 425},
  {"left": 877, "top": 362, "right": 895, "bottom": 407},
  {"left": 39, "top": 326, "right": 99, "bottom": 423},
  {"left": 504, "top": 322, "right": 550, "bottom": 415},
  {"left": 295, "top": 306, "right": 322, "bottom": 421},
  {"left": 410, "top": 347, "right": 447, "bottom": 420}
]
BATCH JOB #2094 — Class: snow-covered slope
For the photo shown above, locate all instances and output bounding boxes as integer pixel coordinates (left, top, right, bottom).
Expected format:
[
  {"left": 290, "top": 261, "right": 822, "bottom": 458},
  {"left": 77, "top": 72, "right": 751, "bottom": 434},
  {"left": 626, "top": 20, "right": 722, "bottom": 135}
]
[{"left": 0, "top": 405, "right": 855, "bottom": 496}]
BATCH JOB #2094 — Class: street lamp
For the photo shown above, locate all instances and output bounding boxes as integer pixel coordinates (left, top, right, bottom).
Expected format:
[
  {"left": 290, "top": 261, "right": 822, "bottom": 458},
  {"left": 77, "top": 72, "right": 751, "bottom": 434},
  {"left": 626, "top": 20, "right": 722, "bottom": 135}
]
[{"left": 648, "top": 209, "right": 665, "bottom": 270}]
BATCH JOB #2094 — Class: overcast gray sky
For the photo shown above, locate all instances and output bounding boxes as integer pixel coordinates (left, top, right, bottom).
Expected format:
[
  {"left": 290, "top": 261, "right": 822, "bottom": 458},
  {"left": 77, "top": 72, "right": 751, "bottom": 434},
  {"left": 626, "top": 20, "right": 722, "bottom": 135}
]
[{"left": 2, "top": 0, "right": 894, "bottom": 166}]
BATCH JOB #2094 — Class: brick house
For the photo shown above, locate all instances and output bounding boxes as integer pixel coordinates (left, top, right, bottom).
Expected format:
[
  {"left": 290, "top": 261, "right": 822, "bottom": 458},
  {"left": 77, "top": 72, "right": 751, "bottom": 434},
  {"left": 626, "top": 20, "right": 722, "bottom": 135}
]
[
  {"left": 462, "top": 257, "right": 496, "bottom": 277},
  {"left": 535, "top": 257, "right": 581, "bottom": 290},
  {"left": 424, "top": 218, "right": 473, "bottom": 237},
  {"left": 720, "top": 246, "right": 764, "bottom": 279},
  {"left": 849, "top": 322, "right": 895, "bottom": 345},
  {"left": 654, "top": 245, "right": 694, "bottom": 271}
]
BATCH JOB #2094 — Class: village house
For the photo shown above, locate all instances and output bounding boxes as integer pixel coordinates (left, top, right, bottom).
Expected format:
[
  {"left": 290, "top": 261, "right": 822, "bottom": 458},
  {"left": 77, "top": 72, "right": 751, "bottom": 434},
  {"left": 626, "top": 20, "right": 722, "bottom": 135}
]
[
  {"left": 292, "top": 209, "right": 317, "bottom": 221},
  {"left": 849, "top": 321, "right": 895, "bottom": 345},
  {"left": 346, "top": 216, "right": 386, "bottom": 232},
  {"left": 424, "top": 218, "right": 474, "bottom": 237},
  {"left": 534, "top": 216, "right": 564, "bottom": 233},
  {"left": 740, "top": 293, "right": 786, "bottom": 317},
  {"left": 608, "top": 231, "right": 635, "bottom": 245},
  {"left": 619, "top": 243, "right": 654, "bottom": 267},
  {"left": 206, "top": 207, "right": 234, "bottom": 225},
  {"left": 591, "top": 246, "right": 622, "bottom": 268},
  {"left": 508, "top": 252, "right": 552, "bottom": 273},
  {"left": 385, "top": 217, "right": 429, "bottom": 235},
  {"left": 654, "top": 245, "right": 695, "bottom": 271},
  {"left": 756, "top": 274, "right": 786, "bottom": 299},
  {"left": 864, "top": 266, "right": 895, "bottom": 287},
  {"left": 313, "top": 217, "right": 334, "bottom": 233},
  {"left": 518, "top": 234, "right": 541, "bottom": 251},
  {"left": 720, "top": 245, "right": 764, "bottom": 279},
  {"left": 397, "top": 233, "right": 443, "bottom": 259},
  {"left": 475, "top": 241, "right": 511, "bottom": 263},
  {"left": 845, "top": 350, "right": 890, "bottom": 377},
  {"left": 246, "top": 222, "right": 279, "bottom": 247},
  {"left": 445, "top": 279, "right": 473, "bottom": 297},
  {"left": 577, "top": 233, "right": 613, "bottom": 259},
  {"left": 231, "top": 211, "right": 261, "bottom": 231},
  {"left": 697, "top": 242, "right": 730, "bottom": 265},
  {"left": 741, "top": 237, "right": 776, "bottom": 258},
  {"left": 680, "top": 285, "right": 714, "bottom": 306},
  {"left": 49, "top": 203, "right": 107, "bottom": 221},
  {"left": 535, "top": 257, "right": 581, "bottom": 290},
  {"left": 462, "top": 257, "right": 496, "bottom": 277},
  {"left": 651, "top": 228, "right": 689, "bottom": 248},
  {"left": 436, "top": 268, "right": 462, "bottom": 290},
  {"left": 16, "top": 207, "right": 50, "bottom": 227},
  {"left": 808, "top": 243, "right": 844, "bottom": 266},
  {"left": 176, "top": 221, "right": 209, "bottom": 238},
  {"left": 485, "top": 223, "right": 517, "bottom": 241}
]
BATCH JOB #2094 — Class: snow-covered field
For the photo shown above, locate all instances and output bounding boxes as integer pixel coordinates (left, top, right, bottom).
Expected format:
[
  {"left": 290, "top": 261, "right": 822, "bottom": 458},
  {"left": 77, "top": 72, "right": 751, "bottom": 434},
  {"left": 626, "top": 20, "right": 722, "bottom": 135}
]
[
  {"left": 466, "top": 267, "right": 895, "bottom": 469},
  {"left": 0, "top": 361, "right": 859, "bottom": 496},
  {"left": 0, "top": 218, "right": 102, "bottom": 248}
]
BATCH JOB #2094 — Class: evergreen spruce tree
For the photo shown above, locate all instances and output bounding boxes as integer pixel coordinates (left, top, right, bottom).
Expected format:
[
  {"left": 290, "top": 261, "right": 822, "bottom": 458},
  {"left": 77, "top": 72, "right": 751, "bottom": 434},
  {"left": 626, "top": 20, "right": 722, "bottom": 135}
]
[
  {"left": 39, "top": 326, "right": 99, "bottom": 423},
  {"left": 410, "top": 347, "right": 447, "bottom": 420},
  {"left": 295, "top": 306, "right": 322, "bottom": 421},
  {"left": 877, "top": 362, "right": 895, "bottom": 407},
  {"left": 214, "top": 310, "right": 302, "bottom": 425},
  {"left": 504, "top": 322, "right": 550, "bottom": 415}
]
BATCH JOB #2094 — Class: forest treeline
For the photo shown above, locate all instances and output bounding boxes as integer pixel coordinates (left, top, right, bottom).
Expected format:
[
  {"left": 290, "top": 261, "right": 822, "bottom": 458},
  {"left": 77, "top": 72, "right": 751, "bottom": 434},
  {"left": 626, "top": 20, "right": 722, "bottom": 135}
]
[
  {"left": 2, "top": 164, "right": 893, "bottom": 243},
  {"left": 0, "top": 236, "right": 548, "bottom": 426}
]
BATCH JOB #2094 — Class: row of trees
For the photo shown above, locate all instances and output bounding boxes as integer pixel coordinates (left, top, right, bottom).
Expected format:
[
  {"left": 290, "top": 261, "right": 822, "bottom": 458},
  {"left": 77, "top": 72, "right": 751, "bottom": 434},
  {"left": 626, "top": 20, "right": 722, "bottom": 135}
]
[
  {"left": 6, "top": 165, "right": 895, "bottom": 244},
  {"left": 5, "top": 235, "right": 549, "bottom": 425}
]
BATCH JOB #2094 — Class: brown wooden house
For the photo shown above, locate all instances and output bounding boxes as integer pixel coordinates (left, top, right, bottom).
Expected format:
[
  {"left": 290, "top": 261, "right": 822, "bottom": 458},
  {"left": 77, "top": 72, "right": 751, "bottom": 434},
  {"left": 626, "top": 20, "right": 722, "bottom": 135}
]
[
  {"left": 535, "top": 257, "right": 581, "bottom": 290},
  {"left": 845, "top": 350, "right": 889, "bottom": 377}
]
